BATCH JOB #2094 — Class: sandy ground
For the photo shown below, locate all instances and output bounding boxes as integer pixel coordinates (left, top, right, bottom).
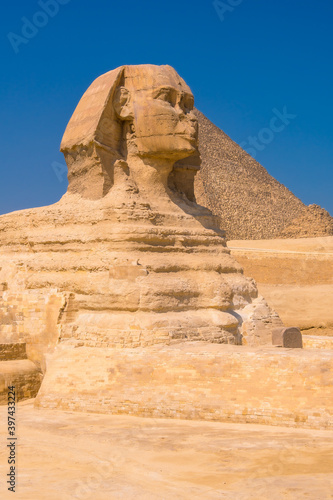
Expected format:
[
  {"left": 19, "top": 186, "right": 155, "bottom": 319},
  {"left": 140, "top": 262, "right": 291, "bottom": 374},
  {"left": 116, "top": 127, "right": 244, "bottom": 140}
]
[{"left": 0, "top": 402, "right": 332, "bottom": 500}]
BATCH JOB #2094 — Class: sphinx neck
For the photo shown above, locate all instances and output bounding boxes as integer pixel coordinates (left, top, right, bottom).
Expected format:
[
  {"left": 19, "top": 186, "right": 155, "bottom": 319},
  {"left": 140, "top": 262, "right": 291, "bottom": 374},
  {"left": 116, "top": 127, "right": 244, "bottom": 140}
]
[{"left": 127, "top": 154, "right": 174, "bottom": 202}]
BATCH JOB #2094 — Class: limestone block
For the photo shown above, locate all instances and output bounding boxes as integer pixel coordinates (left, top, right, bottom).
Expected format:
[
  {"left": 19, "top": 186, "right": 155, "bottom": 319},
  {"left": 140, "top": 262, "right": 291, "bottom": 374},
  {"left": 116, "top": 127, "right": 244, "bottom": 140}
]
[
  {"left": 35, "top": 343, "right": 333, "bottom": 429},
  {"left": 272, "top": 327, "right": 303, "bottom": 348},
  {"left": 0, "top": 358, "right": 42, "bottom": 404},
  {"left": 0, "top": 343, "right": 27, "bottom": 361}
]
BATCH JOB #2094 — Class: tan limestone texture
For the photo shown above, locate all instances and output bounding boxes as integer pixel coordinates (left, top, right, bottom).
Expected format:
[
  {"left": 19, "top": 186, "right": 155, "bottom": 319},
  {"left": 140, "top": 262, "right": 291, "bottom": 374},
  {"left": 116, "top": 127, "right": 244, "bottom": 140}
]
[
  {"left": 35, "top": 342, "right": 333, "bottom": 430},
  {"left": 0, "top": 360, "right": 42, "bottom": 404},
  {"left": 272, "top": 327, "right": 303, "bottom": 348},
  {"left": 195, "top": 110, "right": 333, "bottom": 240},
  {"left": 0, "top": 342, "right": 42, "bottom": 403},
  {"left": 1, "top": 402, "right": 333, "bottom": 500},
  {"left": 0, "top": 290, "right": 68, "bottom": 370},
  {"left": 0, "top": 342, "right": 27, "bottom": 361},
  {"left": 281, "top": 204, "right": 333, "bottom": 238},
  {"left": 0, "top": 64, "right": 282, "bottom": 373},
  {"left": 303, "top": 336, "right": 333, "bottom": 349},
  {"left": 228, "top": 236, "right": 333, "bottom": 331}
]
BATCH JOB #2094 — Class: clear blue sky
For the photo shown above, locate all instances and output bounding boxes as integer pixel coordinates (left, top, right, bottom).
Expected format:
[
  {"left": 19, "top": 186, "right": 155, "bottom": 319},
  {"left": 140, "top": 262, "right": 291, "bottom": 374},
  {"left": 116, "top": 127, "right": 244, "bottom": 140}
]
[{"left": 1, "top": 0, "right": 332, "bottom": 215}]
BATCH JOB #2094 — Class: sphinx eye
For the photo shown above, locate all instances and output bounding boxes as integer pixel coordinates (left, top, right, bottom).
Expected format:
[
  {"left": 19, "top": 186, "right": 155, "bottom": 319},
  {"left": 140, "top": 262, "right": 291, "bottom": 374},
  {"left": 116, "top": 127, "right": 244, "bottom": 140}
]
[
  {"left": 183, "top": 96, "right": 194, "bottom": 111},
  {"left": 156, "top": 89, "right": 175, "bottom": 105}
]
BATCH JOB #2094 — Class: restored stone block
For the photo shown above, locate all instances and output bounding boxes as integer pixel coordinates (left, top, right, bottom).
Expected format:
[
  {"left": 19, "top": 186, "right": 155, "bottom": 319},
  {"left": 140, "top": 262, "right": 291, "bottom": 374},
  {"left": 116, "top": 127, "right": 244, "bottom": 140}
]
[
  {"left": 0, "top": 343, "right": 27, "bottom": 361},
  {"left": 272, "top": 327, "right": 303, "bottom": 348},
  {"left": 35, "top": 343, "right": 333, "bottom": 429},
  {"left": 0, "top": 359, "right": 42, "bottom": 404}
]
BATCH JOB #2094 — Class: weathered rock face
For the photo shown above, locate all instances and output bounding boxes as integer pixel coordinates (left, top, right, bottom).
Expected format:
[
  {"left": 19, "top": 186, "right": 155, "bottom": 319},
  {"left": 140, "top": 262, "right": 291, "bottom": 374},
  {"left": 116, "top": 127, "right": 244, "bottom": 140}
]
[
  {"left": 281, "top": 204, "right": 333, "bottom": 238},
  {"left": 228, "top": 236, "right": 333, "bottom": 331},
  {"left": 0, "top": 65, "right": 282, "bottom": 369},
  {"left": 195, "top": 110, "right": 333, "bottom": 240}
]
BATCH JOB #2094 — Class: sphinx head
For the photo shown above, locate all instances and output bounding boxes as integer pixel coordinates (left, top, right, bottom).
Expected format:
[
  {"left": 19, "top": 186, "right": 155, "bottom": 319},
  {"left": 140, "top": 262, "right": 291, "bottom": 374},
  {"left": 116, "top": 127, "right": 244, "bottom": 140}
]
[
  {"left": 113, "top": 65, "right": 198, "bottom": 161},
  {"left": 61, "top": 64, "right": 199, "bottom": 199}
]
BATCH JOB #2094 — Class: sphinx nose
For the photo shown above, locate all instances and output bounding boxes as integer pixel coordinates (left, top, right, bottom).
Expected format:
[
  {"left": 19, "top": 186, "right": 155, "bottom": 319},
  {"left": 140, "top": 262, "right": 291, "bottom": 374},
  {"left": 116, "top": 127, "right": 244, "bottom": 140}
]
[{"left": 175, "top": 102, "right": 185, "bottom": 117}]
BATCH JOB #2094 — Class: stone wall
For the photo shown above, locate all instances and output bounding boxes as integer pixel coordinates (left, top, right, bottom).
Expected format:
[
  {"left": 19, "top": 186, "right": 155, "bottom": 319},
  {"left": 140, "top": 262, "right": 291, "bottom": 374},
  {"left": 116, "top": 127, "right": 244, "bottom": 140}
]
[
  {"left": 35, "top": 342, "right": 333, "bottom": 430},
  {"left": 228, "top": 237, "right": 333, "bottom": 330},
  {"left": 0, "top": 359, "right": 42, "bottom": 404},
  {"left": 0, "top": 343, "right": 27, "bottom": 361},
  {"left": 0, "top": 290, "right": 68, "bottom": 370}
]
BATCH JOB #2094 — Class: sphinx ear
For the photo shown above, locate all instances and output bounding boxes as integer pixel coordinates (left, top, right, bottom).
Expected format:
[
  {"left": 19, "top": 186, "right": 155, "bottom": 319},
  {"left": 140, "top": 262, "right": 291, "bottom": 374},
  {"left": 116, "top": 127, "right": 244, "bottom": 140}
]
[{"left": 113, "top": 86, "right": 134, "bottom": 120}]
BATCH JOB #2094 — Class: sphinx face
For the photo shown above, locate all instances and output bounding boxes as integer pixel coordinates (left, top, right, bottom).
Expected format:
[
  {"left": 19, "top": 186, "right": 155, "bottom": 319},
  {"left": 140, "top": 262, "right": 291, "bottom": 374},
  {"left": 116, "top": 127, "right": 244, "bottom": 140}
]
[{"left": 127, "top": 66, "right": 199, "bottom": 161}]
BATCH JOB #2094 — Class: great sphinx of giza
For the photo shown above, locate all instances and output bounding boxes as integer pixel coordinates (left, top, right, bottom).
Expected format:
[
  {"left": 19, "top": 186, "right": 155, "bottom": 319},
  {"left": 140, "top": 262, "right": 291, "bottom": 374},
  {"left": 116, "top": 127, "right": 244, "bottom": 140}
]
[{"left": 0, "top": 64, "right": 283, "bottom": 379}]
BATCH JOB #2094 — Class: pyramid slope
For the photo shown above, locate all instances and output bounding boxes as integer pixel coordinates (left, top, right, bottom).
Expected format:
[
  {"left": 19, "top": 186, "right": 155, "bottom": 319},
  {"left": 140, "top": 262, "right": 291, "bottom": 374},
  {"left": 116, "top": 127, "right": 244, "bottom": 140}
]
[{"left": 194, "top": 109, "right": 333, "bottom": 240}]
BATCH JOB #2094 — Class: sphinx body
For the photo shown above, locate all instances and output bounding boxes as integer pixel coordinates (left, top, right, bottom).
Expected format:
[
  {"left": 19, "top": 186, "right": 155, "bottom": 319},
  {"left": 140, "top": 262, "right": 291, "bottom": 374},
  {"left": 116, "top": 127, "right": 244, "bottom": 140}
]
[{"left": 0, "top": 65, "right": 282, "bottom": 371}]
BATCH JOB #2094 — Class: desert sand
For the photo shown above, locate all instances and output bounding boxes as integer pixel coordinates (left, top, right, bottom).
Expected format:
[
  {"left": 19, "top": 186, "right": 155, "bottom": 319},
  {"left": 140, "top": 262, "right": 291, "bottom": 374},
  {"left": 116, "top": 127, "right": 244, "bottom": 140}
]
[{"left": 0, "top": 401, "right": 332, "bottom": 500}]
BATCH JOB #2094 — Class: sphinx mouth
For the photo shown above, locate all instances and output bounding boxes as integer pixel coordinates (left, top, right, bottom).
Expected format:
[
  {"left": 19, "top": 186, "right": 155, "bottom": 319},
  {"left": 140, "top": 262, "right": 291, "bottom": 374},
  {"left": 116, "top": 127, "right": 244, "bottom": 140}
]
[
  {"left": 179, "top": 121, "right": 198, "bottom": 134},
  {"left": 177, "top": 130, "right": 197, "bottom": 138},
  {"left": 174, "top": 119, "right": 198, "bottom": 144},
  {"left": 181, "top": 128, "right": 198, "bottom": 141}
]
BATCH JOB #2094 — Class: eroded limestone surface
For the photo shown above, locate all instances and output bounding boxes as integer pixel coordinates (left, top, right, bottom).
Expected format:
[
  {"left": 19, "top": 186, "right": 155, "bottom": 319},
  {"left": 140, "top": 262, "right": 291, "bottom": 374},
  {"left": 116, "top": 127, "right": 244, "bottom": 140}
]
[
  {"left": 0, "top": 65, "right": 282, "bottom": 366},
  {"left": 0, "top": 64, "right": 289, "bottom": 419}
]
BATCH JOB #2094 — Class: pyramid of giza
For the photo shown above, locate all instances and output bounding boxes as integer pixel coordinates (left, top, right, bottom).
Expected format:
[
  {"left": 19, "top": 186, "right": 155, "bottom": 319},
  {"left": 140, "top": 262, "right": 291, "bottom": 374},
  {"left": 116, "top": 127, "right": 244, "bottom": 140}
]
[{"left": 194, "top": 110, "right": 333, "bottom": 240}]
